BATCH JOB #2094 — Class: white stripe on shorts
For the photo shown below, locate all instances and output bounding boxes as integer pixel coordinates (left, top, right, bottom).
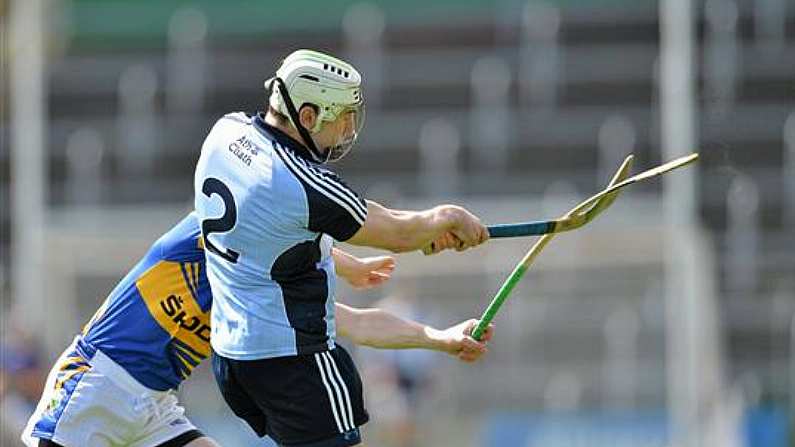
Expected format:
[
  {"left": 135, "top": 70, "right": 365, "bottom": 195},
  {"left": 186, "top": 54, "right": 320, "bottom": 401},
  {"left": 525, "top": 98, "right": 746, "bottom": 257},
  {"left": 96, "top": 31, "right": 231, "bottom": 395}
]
[
  {"left": 314, "top": 353, "right": 345, "bottom": 433},
  {"left": 319, "top": 352, "right": 352, "bottom": 431},
  {"left": 323, "top": 352, "right": 355, "bottom": 431}
]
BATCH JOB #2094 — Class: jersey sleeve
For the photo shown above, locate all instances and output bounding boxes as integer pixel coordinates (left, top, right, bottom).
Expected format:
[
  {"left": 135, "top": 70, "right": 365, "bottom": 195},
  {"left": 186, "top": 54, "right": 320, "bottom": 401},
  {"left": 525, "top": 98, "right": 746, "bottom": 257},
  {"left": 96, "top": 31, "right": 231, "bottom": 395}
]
[{"left": 304, "top": 170, "right": 368, "bottom": 242}]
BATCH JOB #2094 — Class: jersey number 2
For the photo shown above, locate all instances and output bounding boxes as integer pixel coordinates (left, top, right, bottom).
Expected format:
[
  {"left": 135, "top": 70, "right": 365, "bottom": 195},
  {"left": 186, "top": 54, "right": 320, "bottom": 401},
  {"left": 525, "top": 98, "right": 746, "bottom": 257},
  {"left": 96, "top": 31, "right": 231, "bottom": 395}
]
[{"left": 201, "top": 178, "right": 240, "bottom": 263}]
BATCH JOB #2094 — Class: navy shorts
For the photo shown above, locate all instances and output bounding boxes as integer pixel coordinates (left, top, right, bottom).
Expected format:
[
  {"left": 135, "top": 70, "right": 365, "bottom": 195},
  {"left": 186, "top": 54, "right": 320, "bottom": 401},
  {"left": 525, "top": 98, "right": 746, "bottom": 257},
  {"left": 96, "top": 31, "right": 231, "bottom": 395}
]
[{"left": 212, "top": 346, "right": 369, "bottom": 447}]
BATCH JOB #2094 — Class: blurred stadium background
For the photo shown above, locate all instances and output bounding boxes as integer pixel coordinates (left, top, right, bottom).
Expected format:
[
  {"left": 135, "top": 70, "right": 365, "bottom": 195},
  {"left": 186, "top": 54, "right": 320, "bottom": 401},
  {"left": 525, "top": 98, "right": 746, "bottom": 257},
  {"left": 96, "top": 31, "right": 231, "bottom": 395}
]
[{"left": 1, "top": 0, "right": 793, "bottom": 445}]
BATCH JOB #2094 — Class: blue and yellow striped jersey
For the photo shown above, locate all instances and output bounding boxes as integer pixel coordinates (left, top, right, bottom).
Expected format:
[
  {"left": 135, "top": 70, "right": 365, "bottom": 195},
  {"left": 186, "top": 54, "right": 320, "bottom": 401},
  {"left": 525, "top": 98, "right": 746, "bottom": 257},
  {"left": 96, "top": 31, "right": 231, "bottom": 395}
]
[{"left": 78, "top": 213, "right": 212, "bottom": 391}]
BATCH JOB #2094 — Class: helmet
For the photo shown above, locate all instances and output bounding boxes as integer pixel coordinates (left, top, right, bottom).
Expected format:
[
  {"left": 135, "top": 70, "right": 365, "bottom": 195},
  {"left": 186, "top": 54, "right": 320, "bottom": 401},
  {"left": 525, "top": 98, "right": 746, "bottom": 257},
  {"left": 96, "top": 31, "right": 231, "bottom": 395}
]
[{"left": 265, "top": 49, "right": 365, "bottom": 163}]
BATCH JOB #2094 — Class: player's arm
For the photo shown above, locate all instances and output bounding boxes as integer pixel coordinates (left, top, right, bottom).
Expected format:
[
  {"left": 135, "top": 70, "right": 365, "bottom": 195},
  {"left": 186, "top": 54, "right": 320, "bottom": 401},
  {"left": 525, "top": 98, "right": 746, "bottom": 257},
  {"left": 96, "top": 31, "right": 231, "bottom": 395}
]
[
  {"left": 332, "top": 248, "right": 395, "bottom": 290},
  {"left": 345, "top": 200, "right": 488, "bottom": 254},
  {"left": 335, "top": 302, "right": 494, "bottom": 363}
]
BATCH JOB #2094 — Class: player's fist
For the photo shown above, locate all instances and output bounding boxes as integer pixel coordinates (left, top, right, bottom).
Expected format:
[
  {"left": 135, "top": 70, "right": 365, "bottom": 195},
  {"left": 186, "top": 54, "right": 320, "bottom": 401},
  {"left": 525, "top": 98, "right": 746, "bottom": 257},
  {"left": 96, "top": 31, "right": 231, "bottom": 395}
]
[
  {"left": 421, "top": 205, "right": 488, "bottom": 255},
  {"left": 438, "top": 318, "right": 494, "bottom": 363},
  {"left": 422, "top": 231, "right": 461, "bottom": 255}
]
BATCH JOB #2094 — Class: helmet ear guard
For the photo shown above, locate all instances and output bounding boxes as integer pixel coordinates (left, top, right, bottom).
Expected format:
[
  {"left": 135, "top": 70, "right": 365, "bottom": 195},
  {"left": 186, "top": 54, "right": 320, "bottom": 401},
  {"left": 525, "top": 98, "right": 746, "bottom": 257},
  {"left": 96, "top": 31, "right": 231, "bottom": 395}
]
[{"left": 266, "top": 76, "right": 326, "bottom": 163}]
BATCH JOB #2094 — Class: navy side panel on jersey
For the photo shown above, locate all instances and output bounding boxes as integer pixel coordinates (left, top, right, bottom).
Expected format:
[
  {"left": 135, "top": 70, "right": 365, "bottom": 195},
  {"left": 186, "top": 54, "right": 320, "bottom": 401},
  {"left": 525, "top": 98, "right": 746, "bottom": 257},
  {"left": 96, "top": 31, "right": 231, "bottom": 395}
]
[
  {"left": 270, "top": 237, "right": 330, "bottom": 351},
  {"left": 194, "top": 112, "right": 366, "bottom": 360},
  {"left": 78, "top": 213, "right": 212, "bottom": 391}
]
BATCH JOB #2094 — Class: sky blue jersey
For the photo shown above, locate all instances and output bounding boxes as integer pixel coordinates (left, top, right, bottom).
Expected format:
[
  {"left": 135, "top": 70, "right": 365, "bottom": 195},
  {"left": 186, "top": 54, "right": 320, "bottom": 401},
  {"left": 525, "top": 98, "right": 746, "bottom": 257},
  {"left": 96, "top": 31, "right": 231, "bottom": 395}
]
[
  {"left": 78, "top": 213, "right": 212, "bottom": 391},
  {"left": 193, "top": 112, "right": 367, "bottom": 360}
]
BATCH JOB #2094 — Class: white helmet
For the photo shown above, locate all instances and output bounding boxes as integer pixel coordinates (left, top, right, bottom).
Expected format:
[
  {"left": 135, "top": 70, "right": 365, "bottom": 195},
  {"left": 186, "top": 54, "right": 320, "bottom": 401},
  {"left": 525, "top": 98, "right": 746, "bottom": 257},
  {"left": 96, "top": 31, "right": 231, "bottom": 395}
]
[{"left": 265, "top": 49, "right": 365, "bottom": 163}]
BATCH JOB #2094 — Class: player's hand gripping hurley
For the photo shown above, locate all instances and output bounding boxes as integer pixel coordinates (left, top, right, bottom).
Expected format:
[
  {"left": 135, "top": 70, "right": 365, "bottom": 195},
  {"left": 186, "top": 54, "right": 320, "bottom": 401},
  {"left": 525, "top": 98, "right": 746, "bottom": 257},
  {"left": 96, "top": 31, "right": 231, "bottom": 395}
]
[{"left": 470, "top": 152, "right": 699, "bottom": 340}]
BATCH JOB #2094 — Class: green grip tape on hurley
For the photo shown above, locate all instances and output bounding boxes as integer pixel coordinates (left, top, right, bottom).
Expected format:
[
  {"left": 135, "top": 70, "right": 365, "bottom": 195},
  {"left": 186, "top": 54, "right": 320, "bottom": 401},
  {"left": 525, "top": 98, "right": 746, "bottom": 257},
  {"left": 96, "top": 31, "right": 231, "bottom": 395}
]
[{"left": 471, "top": 264, "right": 529, "bottom": 341}]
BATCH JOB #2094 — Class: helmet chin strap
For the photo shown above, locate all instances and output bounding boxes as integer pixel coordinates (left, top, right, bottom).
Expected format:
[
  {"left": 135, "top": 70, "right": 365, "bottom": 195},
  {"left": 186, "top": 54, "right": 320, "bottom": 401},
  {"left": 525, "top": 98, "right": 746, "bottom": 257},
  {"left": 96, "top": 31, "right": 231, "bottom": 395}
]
[{"left": 270, "top": 77, "right": 329, "bottom": 163}]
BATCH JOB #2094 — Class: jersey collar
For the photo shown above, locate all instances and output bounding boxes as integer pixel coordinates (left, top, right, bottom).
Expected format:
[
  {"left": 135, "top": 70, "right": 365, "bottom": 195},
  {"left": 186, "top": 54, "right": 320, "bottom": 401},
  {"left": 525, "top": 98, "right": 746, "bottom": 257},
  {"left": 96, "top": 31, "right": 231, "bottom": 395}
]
[{"left": 253, "top": 112, "right": 318, "bottom": 163}]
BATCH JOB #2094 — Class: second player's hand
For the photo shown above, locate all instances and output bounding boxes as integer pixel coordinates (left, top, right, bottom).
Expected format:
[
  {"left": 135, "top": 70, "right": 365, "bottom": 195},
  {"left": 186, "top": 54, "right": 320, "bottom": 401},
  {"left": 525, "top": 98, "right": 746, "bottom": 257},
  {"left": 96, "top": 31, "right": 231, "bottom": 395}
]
[
  {"left": 341, "top": 255, "right": 396, "bottom": 290},
  {"left": 434, "top": 319, "right": 494, "bottom": 363}
]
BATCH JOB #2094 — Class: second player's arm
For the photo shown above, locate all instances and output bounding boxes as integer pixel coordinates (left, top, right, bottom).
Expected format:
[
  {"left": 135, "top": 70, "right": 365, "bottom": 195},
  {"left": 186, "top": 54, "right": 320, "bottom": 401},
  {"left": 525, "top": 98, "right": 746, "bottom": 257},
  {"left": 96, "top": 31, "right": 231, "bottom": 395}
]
[
  {"left": 335, "top": 302, "right": 493, "bottom": 362},
  {"left": 345, "top": 200, "right": 487, "bottom": 253}
]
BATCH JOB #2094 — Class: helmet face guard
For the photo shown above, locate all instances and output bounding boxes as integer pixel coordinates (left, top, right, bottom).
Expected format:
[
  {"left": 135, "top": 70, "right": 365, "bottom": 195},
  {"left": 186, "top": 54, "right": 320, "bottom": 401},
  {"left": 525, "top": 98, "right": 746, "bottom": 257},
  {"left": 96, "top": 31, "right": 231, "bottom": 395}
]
[{"left": 324, "top": 102, "right": 365, "bottom": 163}]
